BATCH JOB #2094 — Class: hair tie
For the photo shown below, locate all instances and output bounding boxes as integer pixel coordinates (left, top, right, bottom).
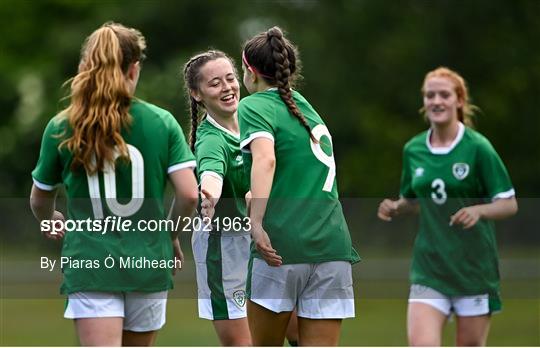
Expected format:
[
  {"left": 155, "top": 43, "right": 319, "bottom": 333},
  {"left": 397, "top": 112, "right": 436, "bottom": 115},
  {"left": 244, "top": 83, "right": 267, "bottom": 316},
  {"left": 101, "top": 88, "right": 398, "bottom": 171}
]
[{"left": 242, "top": 51, "right": 274, "bottom": 79}]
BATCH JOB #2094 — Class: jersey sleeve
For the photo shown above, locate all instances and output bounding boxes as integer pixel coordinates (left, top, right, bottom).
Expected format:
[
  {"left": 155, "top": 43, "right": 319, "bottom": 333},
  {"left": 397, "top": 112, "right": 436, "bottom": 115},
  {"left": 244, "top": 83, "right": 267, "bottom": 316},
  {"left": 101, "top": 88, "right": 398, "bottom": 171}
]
[
  {"left": 165, "top": 113, "right": 196, "bottom": 173},
  {"left": 477, "top": 138, "right": 515, "bottom": 200},
  {"left": 31, "top": 117, "right": 63, "bottom": 191},
  {"left": 238, "top": 97, "right": 275, "bottom": 152},
  {"left": 399, "top": 145, "right": 416, "bottom": 199},
  {"left": 196, "top": 133, "right": 227, "bottom": 181}
]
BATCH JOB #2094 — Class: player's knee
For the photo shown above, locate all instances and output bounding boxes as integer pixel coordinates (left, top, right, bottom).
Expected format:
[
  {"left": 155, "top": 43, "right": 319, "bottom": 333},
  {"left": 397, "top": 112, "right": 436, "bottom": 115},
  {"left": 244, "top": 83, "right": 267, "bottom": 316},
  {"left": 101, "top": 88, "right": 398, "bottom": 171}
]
[
  {"left": 408, "top": 332, "right": 440, "bottom": 347},
  {"left": 456, "top": 335, "right": 486, "bottom": 346},
  {"left": 219, "top": 333, "right": 251, "bottom": 347}
]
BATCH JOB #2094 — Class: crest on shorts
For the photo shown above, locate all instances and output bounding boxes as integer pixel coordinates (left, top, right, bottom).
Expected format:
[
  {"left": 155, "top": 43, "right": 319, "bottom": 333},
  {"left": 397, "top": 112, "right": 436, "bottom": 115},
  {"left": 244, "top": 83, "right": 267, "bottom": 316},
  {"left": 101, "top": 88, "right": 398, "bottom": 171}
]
[
  {"left": 233, "top": 290, "right": 246, "bottom": 308},
  {"left": 452, "top": 163, "right": 469, "bottom": 180}
]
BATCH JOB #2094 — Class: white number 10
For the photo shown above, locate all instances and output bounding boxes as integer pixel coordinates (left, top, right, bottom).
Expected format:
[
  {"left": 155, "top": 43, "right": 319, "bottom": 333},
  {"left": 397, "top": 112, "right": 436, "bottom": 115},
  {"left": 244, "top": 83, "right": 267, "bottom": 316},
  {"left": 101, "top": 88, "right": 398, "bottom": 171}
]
[
  {"left": 87, "top": 144, "right": 145, "bottom": 219},
  {"left": 310, "top": 124, "right": 336, "bottom": 192}
]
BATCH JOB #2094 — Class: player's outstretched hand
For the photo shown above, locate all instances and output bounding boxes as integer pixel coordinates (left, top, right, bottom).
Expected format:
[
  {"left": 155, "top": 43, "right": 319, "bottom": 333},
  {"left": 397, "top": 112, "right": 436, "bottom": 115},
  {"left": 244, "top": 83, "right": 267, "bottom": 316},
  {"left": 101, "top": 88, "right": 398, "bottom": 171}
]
[
  {"left": 43, "top": 210, "right": 65, "bottom": 240},
  {"left": 200, "top": 188, "right": 216, "bottom": 220},
  {"left": 172, "top": 237, "right": 184, "bottom": 275},
  {"left": 251, "top": 223, "right": 282, "bottom": 267},
  {"left": 450, "top": 206, "right": 481, "bottom": 229},
  {"left": 378, "top": 199, "right": 399, "bottom": 222}
]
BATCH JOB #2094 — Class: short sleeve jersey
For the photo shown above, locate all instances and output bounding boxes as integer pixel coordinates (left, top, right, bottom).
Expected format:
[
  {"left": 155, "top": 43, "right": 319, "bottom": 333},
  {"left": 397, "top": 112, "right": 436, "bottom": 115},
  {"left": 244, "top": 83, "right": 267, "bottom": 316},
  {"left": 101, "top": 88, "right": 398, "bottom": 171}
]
[
  {"left": 239, "top": 89, "right": 360, "bottom": 264},
  {"left": 32, "top": 99, "right": 195, "bottom": 294},
  {"left": 195, "top": 115, "right": 250, "bottom": 221},
  {"left": 399, "top": 122, "right": 514, "bottom": 298}
]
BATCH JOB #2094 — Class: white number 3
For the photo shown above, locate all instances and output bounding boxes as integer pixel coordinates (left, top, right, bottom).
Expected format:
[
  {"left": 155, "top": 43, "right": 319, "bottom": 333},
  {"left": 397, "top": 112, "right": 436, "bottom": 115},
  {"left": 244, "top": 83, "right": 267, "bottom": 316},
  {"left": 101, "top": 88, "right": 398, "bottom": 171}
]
[
  {"left": 310, "top": 124, "right": 336, "bottom": 192},
  {"left": 431, "top": 178, "right": 447, "bottom": 205}
]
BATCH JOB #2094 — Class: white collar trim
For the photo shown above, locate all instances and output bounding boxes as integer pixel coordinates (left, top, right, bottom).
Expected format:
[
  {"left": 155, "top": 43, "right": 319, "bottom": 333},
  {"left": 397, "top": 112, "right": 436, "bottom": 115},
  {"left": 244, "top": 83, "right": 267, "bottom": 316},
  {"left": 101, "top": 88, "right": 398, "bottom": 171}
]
[
  {"left": 206, "top": 114, "right": 240, "bottom": 139},
  {"left": 426, "top": 122, "right": 465, "bottom": 155}
]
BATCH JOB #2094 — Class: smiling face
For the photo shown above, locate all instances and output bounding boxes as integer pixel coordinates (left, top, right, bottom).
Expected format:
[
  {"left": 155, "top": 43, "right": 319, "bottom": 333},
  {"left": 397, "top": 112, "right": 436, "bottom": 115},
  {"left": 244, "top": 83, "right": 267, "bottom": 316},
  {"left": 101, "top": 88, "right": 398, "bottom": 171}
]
[
  {"left": 423, "top": 76, "right": 463, "bottom": 127},
  {"left": 192, "top": 57, "right": 240, "bottom": 119}
]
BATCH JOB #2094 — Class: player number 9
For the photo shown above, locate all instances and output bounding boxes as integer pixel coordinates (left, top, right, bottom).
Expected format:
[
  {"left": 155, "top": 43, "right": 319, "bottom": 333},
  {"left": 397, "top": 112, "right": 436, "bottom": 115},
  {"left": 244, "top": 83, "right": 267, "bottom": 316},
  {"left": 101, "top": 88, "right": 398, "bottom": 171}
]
[{"left": 310, "top": 124, "right": 336, "bottom": 192}]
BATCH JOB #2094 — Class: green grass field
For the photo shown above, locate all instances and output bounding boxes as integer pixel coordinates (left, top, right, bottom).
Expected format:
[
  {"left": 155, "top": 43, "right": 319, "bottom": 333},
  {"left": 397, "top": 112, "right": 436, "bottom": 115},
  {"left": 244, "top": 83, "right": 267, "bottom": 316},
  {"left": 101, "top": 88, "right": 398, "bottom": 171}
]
[
  {"left": 1, "top": 296, "right": 538, "bottom": 346},
  {"left": 1, "top": 246, "right": 538, "bottom": 346}
]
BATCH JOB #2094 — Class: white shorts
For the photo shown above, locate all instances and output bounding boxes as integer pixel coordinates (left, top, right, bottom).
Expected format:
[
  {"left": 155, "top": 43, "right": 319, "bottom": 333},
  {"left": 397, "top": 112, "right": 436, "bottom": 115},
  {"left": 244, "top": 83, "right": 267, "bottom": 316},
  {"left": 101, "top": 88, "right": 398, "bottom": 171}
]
[
  {"left": 408, "top": 284, "right": 490, "bottom": 317},
  {"left": 192, "top": 227, "right": 251, "bottom": 320},
  {"left": 64, "top": 291, "right": 167, "bottom": 331},
  {"left": 249, "top": 258, "right": 355, "bottom": 319}
]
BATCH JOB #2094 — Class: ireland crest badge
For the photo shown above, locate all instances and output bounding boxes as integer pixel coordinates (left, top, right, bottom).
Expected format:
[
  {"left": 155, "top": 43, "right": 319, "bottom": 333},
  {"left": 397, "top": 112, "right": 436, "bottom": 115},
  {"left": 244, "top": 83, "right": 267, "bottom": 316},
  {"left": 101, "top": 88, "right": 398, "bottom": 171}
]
[
  {"left": 452, "top": 163, "right": 469, "bottom": 180},
  {"left": 233, "top": 290, "right": 246, "bottom": 308}
]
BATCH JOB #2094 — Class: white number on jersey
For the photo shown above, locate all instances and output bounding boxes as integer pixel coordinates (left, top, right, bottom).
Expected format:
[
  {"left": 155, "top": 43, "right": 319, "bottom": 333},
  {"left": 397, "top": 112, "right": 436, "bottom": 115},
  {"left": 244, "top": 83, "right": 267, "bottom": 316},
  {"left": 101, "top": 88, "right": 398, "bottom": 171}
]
[
  {"left": 87, "top": 144, "right": 144, "bottom": 218},
  {"left": 310, "top": 124, "right": 336, "bottom": 192},
  {"left": 431, "top": 178, "right": 447, "bottom": 205}
]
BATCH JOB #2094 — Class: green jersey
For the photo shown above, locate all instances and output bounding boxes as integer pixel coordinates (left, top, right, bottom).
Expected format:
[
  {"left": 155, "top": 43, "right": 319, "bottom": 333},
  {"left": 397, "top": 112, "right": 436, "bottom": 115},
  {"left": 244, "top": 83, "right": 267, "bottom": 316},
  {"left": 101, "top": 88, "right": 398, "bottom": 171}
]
[
  {"left": 239, "top": 89, "right": 360, "bottom": 264},
  {"left": 195, "top": 115, "right": 249, "bottom": 221},
  {"left": 400, "top": 122, "right": 514, "bottom": 300},
  {"left": 32, "top": 99, "right": 195, "bottom": 294}
]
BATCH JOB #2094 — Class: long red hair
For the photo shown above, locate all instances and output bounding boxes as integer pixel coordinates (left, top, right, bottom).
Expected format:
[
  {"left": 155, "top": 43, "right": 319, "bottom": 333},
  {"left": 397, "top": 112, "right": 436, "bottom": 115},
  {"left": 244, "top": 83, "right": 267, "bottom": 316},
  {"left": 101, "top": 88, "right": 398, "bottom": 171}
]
[{"left": 60, "top": 22, "right": 146, "bottom": 174}]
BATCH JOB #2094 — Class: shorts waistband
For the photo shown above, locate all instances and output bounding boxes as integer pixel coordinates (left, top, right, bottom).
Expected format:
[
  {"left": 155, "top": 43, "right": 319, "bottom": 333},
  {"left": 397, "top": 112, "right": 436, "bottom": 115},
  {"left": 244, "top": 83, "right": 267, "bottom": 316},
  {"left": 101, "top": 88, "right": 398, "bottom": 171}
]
[{"left": 194, "top": 225, "right": 251, "bottom": 237}]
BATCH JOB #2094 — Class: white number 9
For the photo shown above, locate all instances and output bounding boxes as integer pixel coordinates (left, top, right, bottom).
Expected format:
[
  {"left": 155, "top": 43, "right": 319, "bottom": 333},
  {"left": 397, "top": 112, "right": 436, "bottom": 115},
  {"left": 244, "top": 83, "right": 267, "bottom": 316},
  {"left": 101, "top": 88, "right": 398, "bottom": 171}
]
[{"left": 310, "top": 124, "right": 336, "bottom": 192}]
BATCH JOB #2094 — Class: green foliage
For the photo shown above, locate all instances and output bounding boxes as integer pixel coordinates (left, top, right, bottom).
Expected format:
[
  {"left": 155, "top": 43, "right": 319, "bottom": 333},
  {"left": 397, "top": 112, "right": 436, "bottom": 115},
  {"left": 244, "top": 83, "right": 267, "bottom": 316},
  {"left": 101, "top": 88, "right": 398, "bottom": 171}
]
[{"left": 1, "top": 1, "right": 538, "bottom": 235}]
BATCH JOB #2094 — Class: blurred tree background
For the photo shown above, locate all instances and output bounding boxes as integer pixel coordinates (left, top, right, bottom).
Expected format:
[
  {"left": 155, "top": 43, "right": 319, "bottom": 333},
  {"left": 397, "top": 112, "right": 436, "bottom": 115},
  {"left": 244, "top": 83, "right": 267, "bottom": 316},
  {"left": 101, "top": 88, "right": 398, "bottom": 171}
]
[
  {"left": 0, "top": 1, "right": 539, "bottom": 346},
  {"left": 1, "top": 0, "right": 538, "bottom": 245}
]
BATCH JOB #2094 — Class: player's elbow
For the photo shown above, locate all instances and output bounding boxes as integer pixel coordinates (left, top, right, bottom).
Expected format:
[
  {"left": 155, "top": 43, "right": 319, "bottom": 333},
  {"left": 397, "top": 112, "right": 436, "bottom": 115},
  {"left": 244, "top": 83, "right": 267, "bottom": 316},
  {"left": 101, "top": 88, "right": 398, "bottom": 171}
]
[
  {"left": 169, "top": 168, "right": 199, "bottom": 211},
  {"left": 29, "top": 195, "right": 41, "bottom": 218},
  {"left": 29, "top": 184, "right": 55, "bottom": 220},
  {"left": 253, "top": 153, "right": 276, "bottom": 172},
  {"left": 262, "top": 156, "right": 276, "bottom": 172},
  {"left": 508, "top": 197, "right": 518, "bottom": 216},
  {"left": 179, "top": 187, "right": 199, "bottom": 210},
  {"left": 498, "top": 196, "right": 518, "bottom": 219}
]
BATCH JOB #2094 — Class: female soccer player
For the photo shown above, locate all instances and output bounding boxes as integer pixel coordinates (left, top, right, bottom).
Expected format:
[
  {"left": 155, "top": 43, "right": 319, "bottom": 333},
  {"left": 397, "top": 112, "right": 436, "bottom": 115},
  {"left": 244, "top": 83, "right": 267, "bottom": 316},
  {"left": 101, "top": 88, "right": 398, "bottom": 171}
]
[
  {"left": 378, "top": 67, "right": 518, "bottom": 346},
  {"left": 30, "top": 22, "right": 198, "bottom": 346},
  {"left": 239, "top": 27, "right": 360, "bottom": 346},
  {"left": 183, "top": 50, "right": 300, "bottom": 346},
  {"left": 182, "top": 50, "right": 251, "bottom": 346}
]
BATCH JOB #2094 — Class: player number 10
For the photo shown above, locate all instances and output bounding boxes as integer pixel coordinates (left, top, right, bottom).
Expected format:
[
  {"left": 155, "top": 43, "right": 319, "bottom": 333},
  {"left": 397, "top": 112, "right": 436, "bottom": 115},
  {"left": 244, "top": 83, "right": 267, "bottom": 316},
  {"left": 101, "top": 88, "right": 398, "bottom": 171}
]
[{"left": 87, "top": 144, "right": 144, "bottom": 219}]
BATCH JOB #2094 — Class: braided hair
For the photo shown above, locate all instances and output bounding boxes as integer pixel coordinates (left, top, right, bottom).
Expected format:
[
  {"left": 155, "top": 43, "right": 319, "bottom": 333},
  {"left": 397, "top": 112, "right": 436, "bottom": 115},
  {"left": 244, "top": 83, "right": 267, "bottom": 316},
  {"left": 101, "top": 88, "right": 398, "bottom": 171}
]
[
  {"left": 182, "top": 50, "right": 237, "bottom": 151},
  {"left": 243, "top": 26, "right": 316, "bottom": 142}
]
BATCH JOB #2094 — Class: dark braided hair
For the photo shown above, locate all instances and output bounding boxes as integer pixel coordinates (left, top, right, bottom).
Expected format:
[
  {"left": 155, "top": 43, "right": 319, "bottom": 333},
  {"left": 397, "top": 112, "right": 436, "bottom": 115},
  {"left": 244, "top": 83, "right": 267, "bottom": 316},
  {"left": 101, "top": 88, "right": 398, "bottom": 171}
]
[
  {"left": 182, "top": 50, "right": 238, "bottom": 152},
  {"left": 243, "top": 26, "right": 316, "bottom": 142}
]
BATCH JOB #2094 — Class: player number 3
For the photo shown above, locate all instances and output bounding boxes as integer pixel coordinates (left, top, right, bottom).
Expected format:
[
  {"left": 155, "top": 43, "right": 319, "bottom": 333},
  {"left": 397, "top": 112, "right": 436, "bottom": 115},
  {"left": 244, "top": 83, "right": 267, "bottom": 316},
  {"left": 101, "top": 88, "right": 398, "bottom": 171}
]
[{"left": 431, "top": 178, "right": 447, "bottom": 205}]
